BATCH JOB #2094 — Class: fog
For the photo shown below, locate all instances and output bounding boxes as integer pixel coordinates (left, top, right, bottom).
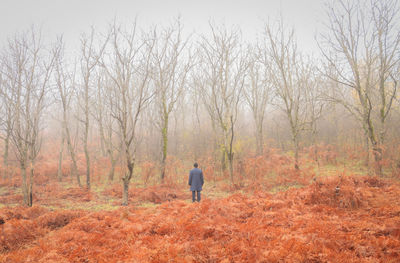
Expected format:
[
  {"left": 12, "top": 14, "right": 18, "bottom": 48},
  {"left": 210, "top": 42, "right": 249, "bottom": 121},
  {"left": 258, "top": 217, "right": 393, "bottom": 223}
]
[{"left": 0, "top": 0, "right": 325, "bottom": 54}]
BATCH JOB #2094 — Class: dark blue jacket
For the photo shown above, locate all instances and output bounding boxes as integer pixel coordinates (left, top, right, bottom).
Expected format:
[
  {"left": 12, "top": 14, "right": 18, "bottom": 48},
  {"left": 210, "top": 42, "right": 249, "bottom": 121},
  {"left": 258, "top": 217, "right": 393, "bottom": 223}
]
[{"left": 189, "top": 168, "right": 204, "bottom": 191}]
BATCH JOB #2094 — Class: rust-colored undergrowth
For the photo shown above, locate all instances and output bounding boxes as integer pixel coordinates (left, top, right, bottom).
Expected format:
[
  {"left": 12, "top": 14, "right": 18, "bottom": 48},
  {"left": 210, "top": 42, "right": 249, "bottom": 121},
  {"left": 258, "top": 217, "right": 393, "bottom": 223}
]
[{"left": 0, "top": 174, "right": 399, "bottom": 262}]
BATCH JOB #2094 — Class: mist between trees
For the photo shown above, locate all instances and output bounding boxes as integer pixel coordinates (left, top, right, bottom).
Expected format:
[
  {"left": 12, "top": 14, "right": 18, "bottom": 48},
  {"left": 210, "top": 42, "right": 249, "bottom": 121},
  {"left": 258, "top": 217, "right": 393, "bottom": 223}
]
[{"left": 0, "top": 0, "right": 399, "bottom": 206}]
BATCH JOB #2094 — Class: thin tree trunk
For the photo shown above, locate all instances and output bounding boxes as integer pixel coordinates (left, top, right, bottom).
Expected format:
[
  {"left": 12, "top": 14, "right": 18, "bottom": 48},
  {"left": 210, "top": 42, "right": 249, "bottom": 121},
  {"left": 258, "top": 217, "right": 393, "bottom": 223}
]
[
  {"left": 365, "top": 111, "right": 382, "bottom": 175},
  {"left": 255, "top": 121, "right": 264, "bottom": 156},
  {"left": 368, "top": 127, "right": 382, "bottom": 176},
  {"left": 84, "top": 144, "right": 90, "bottom": 189},
  {"left": 290, "top": 117, "right": 300, "bottom": 170},
  {"left": 28, "top": 162, "right": 34, "bottom": 207},
  {"left": 220, "top": 145, "right": 227, "bottom": 173},
  {"left": 108, "top": 158, "right": 116, "bottom": 182},
  {"left": 122, "top": 177, "right": 129, "bottom": 206},
  {"left": 21, "top": 163, "right": 28, "bottom": 206},
  {"left": 228, "top": 155, "right": 234, "bottom": 185},
  {"left": 96, "top": 82, "right": 107, "bottom": 157},
  {"left": 65, "top": 125, "right": 81, "bottom": 187},
  {"left": 372, "top": 143, "right": 383, "bottom": 176},
  {"left": 122, "top": 161, "right": 134, "bottom": 206},
  {"left": 160, "top": 116, "right": 168, "bottom": 183},
  {"left": 57, "top": 128, "right": 65, "bottom": 181},
  {"left": 293, "top": 134, "right": 300, "bottom": 170},
  {"left": 84, "top": 107, "right": 90, "bottom": 189},
  {"left": 379, "top": 116, "right": 385, "bottom": 162},
  {"left": 227, "top": 116, "right": 235, "bottom": 184},
  {"left": 3, "top": 130, "right": 10, "bottom": 179},
  {"left": 378, "top": 74, "right": 387, "bottom": 146},
  {"left": 364, "top": 130, "right": 370, "bottom": 167},
  {"left": 221, "top": 123, "right": 228, "bottom": 176},
  {"left": 99, "top": 119, "right": 106, "bottom": 157}
]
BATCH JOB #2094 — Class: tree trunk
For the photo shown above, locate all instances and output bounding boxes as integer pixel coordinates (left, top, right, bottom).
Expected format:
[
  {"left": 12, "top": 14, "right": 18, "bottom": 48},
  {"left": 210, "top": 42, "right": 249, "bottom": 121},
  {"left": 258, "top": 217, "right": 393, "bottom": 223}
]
[
  {"left": 57, "top": 128, "right": 65, "bottom": 181},
  {"left": 2, "top": 130, "right": 10, "bottom": 179},
  {"left": 21, "top": 164, "right": 28, "bottom": 206},
  {"left": 227, "top": 116, "right": 235, "bottom": 184},
  {"left": 122, "top": 160, "right": 134, "bottom": 206},
  {"left": 364, "top": 131, "right": 370, "bottom": 167},
  {"left": 365, "top": 114, "right": 382, "bottom": 176},
  {"left": 99, "top": 120, "right": 106, "bottom": 157},
  {"left": 255, "top": 121, "right": 263, "bottom": 156},
  {"left": 122, "top": 177, "right": 129, "bottom": 206},
  {"left": 84, "top": 145, "right": 90, "bottom": 189},
  {"left": 378, "top": 75, "right": 387, "bottom": 146},
  {"left": 220, "top": 145, "right": 227, "bottom": 173},
  {"left": 71, "top": 153, "right": 80, "bottom": 186},
  {"left": 372, "top": 144, "right": 383, "bottom": 176},
  {"left": 293, "top": 135, "right": 300, "bottom": 170},
  {"left": 63, "top": 108, "right": 81, "bottom": 187},
  {"left": 28, "top": 182, "right": 33, "bottom": 207},
  {"left": 379, "top": 117, "right": 385, "bottom": 145},
  {"left": 369, "top": 131, "right": 383, "bottom": 176},
  {"left": 84, "top": 110, "right": 90, "bottom": 189},
  {"left": 228, "top": 156, "right": 235, "bottom": 185},
  {"left": 379, "top": 112, "right": 385, "bottom": 163},
  {"left": 108, "top": 158, "right": 116, "bottom": 182},
  {"left": 28, "top": 162, "right": 34, "bottom": 207},
  {"left": 122, "top": 162, "right": 134, "bottom": 206},
  {"left": 66, "top": 126, "right": 81, "bottom": 187},
  {"left": 289, "top": 116, "right": 300, "bottom": 170},
  {"left": 160, "top": 117, "right": 168, "bottom": 183},
  {"left": 227, "top": 152, "right": 234, "bottom": 185}
]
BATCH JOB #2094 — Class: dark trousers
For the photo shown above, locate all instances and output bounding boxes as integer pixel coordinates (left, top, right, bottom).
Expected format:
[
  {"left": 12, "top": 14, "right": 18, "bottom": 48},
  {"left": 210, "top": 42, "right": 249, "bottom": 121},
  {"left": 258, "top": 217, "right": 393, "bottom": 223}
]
[{"left": 192, "top": 191, "right": 201, "bottom": 202}]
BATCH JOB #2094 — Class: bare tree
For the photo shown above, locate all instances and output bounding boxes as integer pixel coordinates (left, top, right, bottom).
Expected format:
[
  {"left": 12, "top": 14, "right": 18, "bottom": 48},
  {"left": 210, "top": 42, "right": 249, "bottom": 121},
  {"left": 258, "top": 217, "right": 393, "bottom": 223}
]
[
  {"left": 319, "top": 0, "right": 400, "bottom": 174},
  {"left": 244, "top": 44, "right": 272, "bottom": 156},
  {"left": 54, "top": 38, "right": 82, "bottom": 185},
  {"left": 189, "top": 73, "right": 208, "bottom": 161},
  {"left": 1, "top": 28, "right": 56, "bottom": 206},
  {"left": 149, "top": 19, "right": 192, "bottom": 183},
  {"left": 93, "top": 71, "right": 121, "bottom": 182},
  {"left": 78, "top": 27, "right": 107, "bottom": 189},
  {"left": 0, "top": 65, "right": 13, "bottom": 179},
  {"left": 94, "top": 72, "right": 107, "bottom": 158},
  {"left": 371, "top": 0, "right": 400, "bottom": 145},
  {"left": 303, "top": 61, "right": 325, "bottom": 166},
  {"left": 54, "top": 38, "right": 66, "bottom": 182},
  {"left": 198, "top": 23, "right": 248, "bottom": 184},
  {"left": 264, "top": 20, "right": 309, "bottom": 170},
  {"left": 101, "top": 21, "right": 155, "bottom": 205}
]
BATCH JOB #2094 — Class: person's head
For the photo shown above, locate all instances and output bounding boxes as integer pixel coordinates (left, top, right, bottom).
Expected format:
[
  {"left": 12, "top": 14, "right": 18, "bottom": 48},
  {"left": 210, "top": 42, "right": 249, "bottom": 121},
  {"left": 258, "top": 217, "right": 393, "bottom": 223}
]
[{"left": 194, "top": 162, "right": 198, "bottom": 168}]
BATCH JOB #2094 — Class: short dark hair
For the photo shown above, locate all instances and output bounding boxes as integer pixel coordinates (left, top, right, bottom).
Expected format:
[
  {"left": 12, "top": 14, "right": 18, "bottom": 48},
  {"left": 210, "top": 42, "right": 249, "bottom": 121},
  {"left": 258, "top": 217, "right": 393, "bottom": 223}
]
[{"left": 194, "top": 162, "right": 198, "bottom": 168}]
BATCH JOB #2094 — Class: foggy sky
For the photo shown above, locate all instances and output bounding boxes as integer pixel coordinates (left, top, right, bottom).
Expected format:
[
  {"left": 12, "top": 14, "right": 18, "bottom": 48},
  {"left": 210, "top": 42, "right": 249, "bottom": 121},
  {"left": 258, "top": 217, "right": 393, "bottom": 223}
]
[{"left": 0, "top": 0, "right": 326, "bottom": 55}]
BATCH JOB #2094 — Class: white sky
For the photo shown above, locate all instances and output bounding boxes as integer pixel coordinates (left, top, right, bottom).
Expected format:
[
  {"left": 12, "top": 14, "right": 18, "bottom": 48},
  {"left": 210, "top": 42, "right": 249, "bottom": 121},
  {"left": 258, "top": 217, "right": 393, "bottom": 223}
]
[{"left": 0, "top": 0, "right": 327, "bottom": 55}]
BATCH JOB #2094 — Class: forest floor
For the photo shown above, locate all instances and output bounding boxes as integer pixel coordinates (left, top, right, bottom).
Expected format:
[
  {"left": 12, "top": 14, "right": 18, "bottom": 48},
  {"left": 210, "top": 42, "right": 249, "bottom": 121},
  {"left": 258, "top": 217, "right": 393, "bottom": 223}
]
[{"left": 0, "top": 160, "right": 399, "bottom": 262}]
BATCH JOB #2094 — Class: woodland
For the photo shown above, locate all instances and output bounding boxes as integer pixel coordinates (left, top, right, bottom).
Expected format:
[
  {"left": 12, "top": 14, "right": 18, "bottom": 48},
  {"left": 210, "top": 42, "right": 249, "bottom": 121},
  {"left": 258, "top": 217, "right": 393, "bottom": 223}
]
[{"left": 0, "top": 0, "right": 400, "bottom": 262}]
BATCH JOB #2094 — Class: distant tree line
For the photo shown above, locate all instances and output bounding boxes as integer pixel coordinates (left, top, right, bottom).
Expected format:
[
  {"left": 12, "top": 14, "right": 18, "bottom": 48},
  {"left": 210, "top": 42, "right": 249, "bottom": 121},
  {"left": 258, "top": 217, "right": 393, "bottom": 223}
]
[{"left": 0, "top": 0, "right": 399, "bottom": 206}]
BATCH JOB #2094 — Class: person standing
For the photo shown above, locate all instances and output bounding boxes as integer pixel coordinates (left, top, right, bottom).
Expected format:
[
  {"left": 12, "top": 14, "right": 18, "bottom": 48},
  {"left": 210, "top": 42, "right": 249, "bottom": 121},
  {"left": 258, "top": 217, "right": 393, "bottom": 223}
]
[{"left": 188, "top": 162, "right": 204, "bottom": 202}]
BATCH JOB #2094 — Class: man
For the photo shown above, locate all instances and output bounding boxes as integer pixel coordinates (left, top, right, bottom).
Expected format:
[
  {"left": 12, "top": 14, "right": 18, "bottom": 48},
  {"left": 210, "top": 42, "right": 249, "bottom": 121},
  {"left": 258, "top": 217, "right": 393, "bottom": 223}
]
[{"left": 188, "top": 162, "right": 204, "bottom": 202}]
